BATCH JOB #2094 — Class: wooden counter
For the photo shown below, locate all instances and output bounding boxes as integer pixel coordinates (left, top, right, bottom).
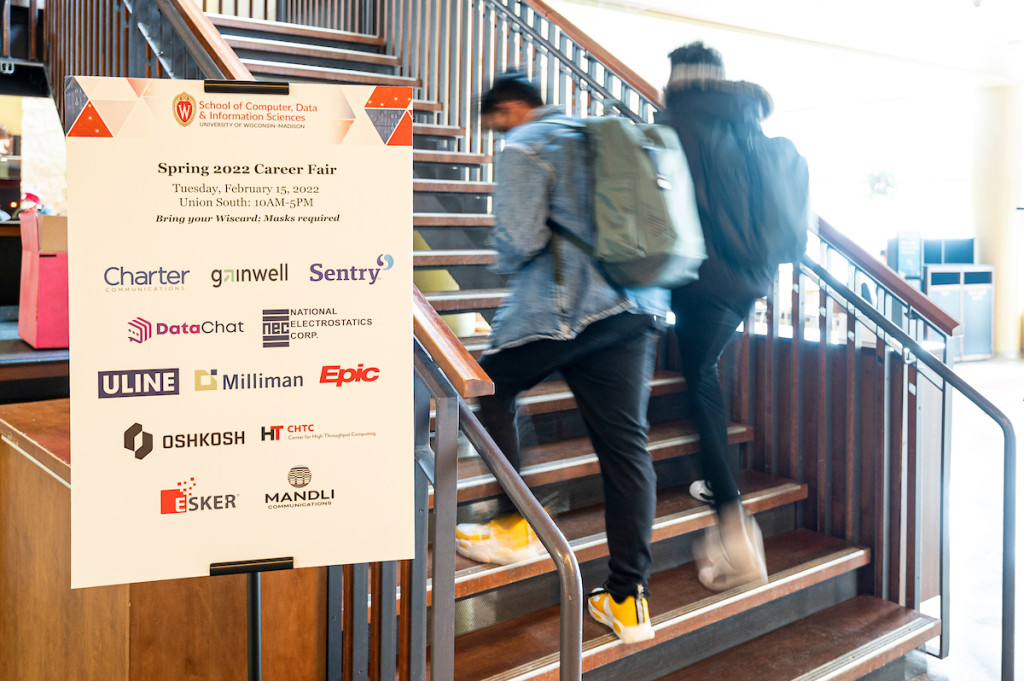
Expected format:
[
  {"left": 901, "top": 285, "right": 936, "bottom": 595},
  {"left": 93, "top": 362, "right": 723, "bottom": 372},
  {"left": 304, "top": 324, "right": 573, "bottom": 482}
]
[{"left": 0, "top": 400, "right": 327, "bottom": 681}]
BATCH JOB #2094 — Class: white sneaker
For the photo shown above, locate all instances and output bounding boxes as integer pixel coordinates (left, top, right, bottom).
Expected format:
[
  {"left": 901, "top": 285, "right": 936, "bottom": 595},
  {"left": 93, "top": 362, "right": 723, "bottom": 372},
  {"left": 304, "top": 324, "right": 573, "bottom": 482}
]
[
  {"left": 694, "top": 514, "right": 768, "bottom": 592},
  {"left": 689, "top": 480, "right": 715, "bottom": 504}
]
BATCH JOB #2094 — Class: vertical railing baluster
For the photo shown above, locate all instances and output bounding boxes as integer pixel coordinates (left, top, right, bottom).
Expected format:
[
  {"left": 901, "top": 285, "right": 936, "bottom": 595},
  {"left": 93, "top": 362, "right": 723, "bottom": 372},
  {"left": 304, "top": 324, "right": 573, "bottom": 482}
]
[
  {"left": 431, "top": 394, "right": 458, "bottom": 681},
  {"left": 873, "top": 332, "right": 892, "bottom": 600},
  {"left": 906, "top": 364, "right": 923, "bottom": 609},
  {"left": 889, "top": 355, "right": 908, "bottom": 603},
  {"left": 844, "top": 298, "right": 861, "bottom": 542},
  {"left": 327, "top": 565, "right": 344, "bottom": 680},
  {"left": 938, "top": 336, "right": 953, "bottom": 656},
  {"left": 344, "top": 563, "right": 370, "bottom": 681},
  {"left": 790, "top": 267, "right": 805, "bottom": 482}
]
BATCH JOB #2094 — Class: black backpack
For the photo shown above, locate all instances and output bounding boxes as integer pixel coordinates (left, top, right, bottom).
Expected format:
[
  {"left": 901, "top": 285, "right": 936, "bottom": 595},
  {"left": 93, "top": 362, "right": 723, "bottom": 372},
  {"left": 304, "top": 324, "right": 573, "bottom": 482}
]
[{"left": 700, "top": 121, "right": 811, "bottom": 271}]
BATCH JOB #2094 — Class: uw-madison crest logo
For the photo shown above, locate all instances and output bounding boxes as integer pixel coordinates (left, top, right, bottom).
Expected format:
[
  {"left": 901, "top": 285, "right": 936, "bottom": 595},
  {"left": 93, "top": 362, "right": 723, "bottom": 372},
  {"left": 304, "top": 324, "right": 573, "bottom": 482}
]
[{"left": 173, "top": 92, "right": 196, "bottom": 127}]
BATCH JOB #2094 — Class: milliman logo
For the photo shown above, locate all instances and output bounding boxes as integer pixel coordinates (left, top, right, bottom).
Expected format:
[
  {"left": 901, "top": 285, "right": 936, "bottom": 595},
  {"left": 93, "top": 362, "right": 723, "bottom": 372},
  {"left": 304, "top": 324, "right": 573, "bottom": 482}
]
[{"left": 173, "top": 92, "right": 196, "bottom": 126}]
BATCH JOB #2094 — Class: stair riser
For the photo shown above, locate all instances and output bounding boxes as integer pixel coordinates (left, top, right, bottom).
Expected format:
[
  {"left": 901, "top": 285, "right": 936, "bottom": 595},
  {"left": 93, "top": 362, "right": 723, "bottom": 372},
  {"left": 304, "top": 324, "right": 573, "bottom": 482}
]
[
  {"left": 415, "top": 265, "right": 507, "bottom": 292},
  {"left": 586, "top": 575, "right": 859, "bottom": 681},
  {"left": 413, "top": 162, "right": 485, "bottom": 181},
  {"left": 218, "top": 28, "right": 382, "bottom": 53},
  {"left": 450, "top": 504, "right": 797, "bottom": 636},
  {"left": 231, "top": 49, "right": 399, "bottom": 74},
  {"left": 413, "top": 133, "right": 460, "bottom": 152},
  {"left": 413, "top": 192, "right": 490, "bottom": 214},
  {"left": 414, "top": 228, "right": 492, "bottom": 251}
]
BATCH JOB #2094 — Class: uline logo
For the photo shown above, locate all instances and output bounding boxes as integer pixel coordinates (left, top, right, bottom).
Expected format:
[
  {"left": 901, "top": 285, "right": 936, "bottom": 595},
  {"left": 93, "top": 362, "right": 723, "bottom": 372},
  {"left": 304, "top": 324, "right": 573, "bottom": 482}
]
[
  {"left": 124, "top": 423, "right": 153, "bottom": 460},
  {"left": 173, "top": 92, "right": 196, "bottom": 127},
  {"left": 262, "top": 309, "right": 289, "bottom": 348},
  {"left": 262, "top": 424, "right": 315, "bottom": 441},
  {"left": 309, "top": 254, "right": 394, "bottom": 285},
  {"left": 195, "top": 369, "right": 303, "bottom": 391},
  {"left": 99, "top": 368, "right": 179, "bottom": 399},
  {"left": 160, "top": 477, "right": 239, "bottom": 515},
  {"left": 320, "top": 364, "right": 380, "bottom": 387},
  {"left": 212, "top": 264, "right": 289, "bottom": 288},
  {"left": 128, "top": 317, "right": 245, "bottom": 343},
  {"left": 265, "top": 467, "right": 335, "bottom": 509}
]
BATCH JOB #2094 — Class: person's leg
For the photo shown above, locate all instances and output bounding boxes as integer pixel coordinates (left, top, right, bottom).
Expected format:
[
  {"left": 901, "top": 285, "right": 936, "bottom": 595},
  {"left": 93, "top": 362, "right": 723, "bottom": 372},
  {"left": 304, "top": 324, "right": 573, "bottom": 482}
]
[{"left": 560, "top": 313, "right": 659, "bottom": 600}]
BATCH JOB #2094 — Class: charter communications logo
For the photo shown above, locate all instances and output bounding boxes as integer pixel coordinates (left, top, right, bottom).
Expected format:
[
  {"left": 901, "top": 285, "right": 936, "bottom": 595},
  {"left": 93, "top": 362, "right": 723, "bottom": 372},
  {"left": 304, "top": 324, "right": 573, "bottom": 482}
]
[
  {"left": 128, "top": 317, "right": 245, "bottom": 343},
  {"left": 99, "top": 368, "right": 179, "bottom": 398},
  {"left": 161, "top": 477, "right": 239, "bottom": 515}
]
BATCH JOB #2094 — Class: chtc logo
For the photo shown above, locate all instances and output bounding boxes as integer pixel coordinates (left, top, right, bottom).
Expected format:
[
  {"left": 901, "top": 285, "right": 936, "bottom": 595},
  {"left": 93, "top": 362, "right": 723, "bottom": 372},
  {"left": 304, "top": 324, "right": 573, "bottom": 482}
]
[
  {"left": 262, "top": 424, "right": 315, "bottom": 441},
  {"left": 320, "top": 364, "right": 380, "bottom": 387},
  {"left": 173, "top": 92, "right": 196, "bottom": 126},
  {"left": 128, "top": 318, "right": 153, "bottom": 343},
  {"left": 288, "top": 466, "right": 312, "bottom": 488},
  {"left": 124, "top": 423, "right": 153, "bottom": 460}
]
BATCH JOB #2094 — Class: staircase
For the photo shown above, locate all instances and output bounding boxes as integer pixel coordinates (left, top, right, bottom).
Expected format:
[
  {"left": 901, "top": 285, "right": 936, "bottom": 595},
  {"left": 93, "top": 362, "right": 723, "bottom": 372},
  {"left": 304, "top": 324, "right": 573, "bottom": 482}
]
[{"left": 200, "top": 12, "right": 940, "bottom": 681}]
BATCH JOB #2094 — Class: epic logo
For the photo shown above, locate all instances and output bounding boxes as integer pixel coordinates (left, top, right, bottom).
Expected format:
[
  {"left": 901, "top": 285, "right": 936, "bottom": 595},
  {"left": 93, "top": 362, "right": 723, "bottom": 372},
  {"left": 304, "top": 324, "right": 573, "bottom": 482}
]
[
  {"left": 320, "top": 365, "right": 380, "bottom": 387},
  {"left": 124, "top": 423, "right": 153, "bottom": 460},
  {"left": 173, "top": 92, "right": 196, "bottom": 127},
  {"left": 99, "top": 368, "right": 179, "bottom": 398}
]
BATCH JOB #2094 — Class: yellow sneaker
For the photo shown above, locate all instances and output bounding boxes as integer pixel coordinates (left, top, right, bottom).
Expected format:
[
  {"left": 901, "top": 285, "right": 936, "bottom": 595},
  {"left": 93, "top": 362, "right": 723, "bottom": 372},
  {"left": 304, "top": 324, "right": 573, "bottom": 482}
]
[
  {"left": 455, "top": 513, "right": 543, "bottom": 565},
  {"left": 587, "top": 585, "right": 654, "bottom": 644}
]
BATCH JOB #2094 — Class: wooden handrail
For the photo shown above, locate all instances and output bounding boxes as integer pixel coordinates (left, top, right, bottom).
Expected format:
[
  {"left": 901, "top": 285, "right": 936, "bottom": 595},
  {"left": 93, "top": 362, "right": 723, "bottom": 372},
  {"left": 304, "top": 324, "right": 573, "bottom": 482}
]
[
  {"left": 816, "top": 217, "right": 960, "bottom": 336},
  {"left": 163, "top": 0, "right": 253, "bottom": 80},
  {"left": 522, "top": 0, "right": 662, "bottom": 107},
  {"left": 413, "top": 286, "right": 494, "bottom": 398}
]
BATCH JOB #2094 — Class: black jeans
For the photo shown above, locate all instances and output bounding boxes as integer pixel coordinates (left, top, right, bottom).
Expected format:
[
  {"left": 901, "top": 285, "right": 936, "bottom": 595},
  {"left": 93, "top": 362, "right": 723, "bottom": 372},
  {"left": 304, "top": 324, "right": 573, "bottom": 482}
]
[
  {"left": 671, "top": 287, "right": 758, "bottom": 512},
  {"left": 477, "top": 312, "right": 659, "bottom": 601}
]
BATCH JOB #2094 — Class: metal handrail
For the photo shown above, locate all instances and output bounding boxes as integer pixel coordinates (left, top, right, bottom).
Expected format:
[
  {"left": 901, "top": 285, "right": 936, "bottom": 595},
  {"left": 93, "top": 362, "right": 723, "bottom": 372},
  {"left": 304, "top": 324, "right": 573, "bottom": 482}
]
[
  {"left": 802, "top": 255, "right": 1016, "bottom": 681},
  {"left": 414, "top": 341, "right": 583, "bottom": 681}
]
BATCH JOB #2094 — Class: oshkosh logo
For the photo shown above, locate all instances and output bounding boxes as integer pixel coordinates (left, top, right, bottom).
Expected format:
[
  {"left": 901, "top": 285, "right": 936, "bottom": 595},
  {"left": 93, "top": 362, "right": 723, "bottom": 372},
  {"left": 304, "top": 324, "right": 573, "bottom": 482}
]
[
  {"left": 173, "top": 92, "right": 196, "bottom": 127},
  {"left": 100, "top": 369, "right": 179, "bottom": 398},
  {"left": 124, "top": 423, "right": 154, "bottom": 460},
  {"left": 319, "top": 364, "right": 380, "bottom": 387}
]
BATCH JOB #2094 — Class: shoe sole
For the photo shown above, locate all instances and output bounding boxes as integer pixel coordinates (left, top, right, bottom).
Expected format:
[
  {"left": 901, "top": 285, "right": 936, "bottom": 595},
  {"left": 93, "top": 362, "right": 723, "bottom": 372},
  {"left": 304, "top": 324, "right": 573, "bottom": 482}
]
[
  {"left": 455, "top": 539, "right": 543, "bottom": 566},
  {"left": 587, "top": 601, "right": 655, "bottom": 644}
]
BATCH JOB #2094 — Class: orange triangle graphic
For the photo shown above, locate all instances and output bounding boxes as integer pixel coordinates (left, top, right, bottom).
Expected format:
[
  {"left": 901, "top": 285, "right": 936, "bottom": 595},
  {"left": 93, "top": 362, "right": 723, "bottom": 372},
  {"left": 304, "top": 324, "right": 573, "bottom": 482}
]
[
  {"left": 365, "top": 86, "right": 413, "bottom": 110},
  {"left": 387, "top": 110, "right": 413, "bottom": 146},
  {"left": 67, "top": 101, "right": 113, "bottom": 138},
  {"left": 127, "top": 78, "right": 149, "bottom": 97}
]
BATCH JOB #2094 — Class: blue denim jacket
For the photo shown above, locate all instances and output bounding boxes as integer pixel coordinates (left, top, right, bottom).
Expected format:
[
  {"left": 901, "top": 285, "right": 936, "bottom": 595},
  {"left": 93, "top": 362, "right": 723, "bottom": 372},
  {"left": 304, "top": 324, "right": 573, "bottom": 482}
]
[{"left": 486, "top": 106, "right": 669, "bottom": 354}]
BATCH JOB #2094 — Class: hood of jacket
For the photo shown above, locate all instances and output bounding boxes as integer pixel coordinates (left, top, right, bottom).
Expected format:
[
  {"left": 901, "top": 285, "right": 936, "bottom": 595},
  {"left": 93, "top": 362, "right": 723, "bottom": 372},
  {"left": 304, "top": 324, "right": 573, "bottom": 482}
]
[{"left": 664, "top": 80, "right": 774, "bottom": 126}]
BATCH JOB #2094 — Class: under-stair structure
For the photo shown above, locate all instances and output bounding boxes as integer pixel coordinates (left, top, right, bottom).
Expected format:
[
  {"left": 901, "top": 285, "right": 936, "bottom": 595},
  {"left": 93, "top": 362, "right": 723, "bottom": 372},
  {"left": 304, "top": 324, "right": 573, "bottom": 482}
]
[{"left": 21, "top": 1, "right": 1017, "bottom": 680}]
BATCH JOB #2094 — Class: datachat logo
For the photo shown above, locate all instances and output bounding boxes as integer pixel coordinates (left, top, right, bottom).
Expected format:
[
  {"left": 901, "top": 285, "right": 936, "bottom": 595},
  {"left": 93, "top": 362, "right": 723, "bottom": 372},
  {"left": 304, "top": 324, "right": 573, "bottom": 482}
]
[
  {"left": 320, "top": 364, "right": 380, "bottom": 387},
  {"left": 123, "top": 423, "right": 245, "bottom": 459},
  {"left": 309, "top": 254, "right": 394, "bottom": 285},
  {"left": 265, "top": 467, "right": 335, "bottom": 510},
  {"left": 99, "top": 368, "right": 180, "bottom": 398},
  {"left": 128, "top": 317, "right": 244, "bottom": 343},
  {"left": 160, "top": 477, "right": 239, "bottom": 515}
]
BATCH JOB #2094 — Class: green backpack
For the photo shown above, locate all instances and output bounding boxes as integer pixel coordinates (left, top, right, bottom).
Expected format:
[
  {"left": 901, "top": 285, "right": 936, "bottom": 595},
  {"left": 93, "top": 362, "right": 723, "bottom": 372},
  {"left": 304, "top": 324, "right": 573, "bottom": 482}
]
[{"left": 547, "top": 116, "right": 706, "bottom": 289}]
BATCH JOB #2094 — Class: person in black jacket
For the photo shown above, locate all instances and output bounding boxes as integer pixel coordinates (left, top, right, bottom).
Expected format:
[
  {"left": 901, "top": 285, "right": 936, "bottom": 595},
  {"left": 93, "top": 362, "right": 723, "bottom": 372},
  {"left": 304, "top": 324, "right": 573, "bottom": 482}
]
[{"left": 658, "top": 42, "right": 771, "bottom": 592}]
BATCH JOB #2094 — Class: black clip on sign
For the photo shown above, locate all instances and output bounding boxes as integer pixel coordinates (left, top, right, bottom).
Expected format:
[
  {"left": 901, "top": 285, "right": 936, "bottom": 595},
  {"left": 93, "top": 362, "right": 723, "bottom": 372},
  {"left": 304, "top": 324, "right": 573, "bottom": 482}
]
[{"left": 203, "top": 80, "right": 290, "bottom": 96}]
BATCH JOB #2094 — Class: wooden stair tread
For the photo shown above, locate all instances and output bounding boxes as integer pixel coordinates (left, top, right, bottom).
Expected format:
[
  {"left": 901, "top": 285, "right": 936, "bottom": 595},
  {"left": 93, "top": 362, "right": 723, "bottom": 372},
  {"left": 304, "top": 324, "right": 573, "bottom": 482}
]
[
  {"left": 413, "top": 179, "right": 494, "bottom": 193},
  {"left": 224, "top": 36, "right": 400, "bottom": 66},
  {"left": 413, "top": 150, "right": 492, "bottom": 164},
  {"left": 413, "top": 213, "right": 495, "bottom": 227},
  {"left": 654, "top": 596, "right": 939, "bottom": 681},
  {"left": 414, "top": 99, "right": 444, "bottom": 112},
  {"left": 452, "top": 529, "right": 871, "bottom": 681},
  {"left": 441, "top": 471, "right": 807, "bottom": 600},
  {"left": 452, "top": 420, "right": 753, "bottom": 503},
  {"left": 414, "top": 123, "right": 466, "bottom": 138},
  {"left": 423, "top": 289, "right": 509, "bottom": 312},
  {"left": 207, "top": 13, "right": 385, "bottom": 46},
  {"left": 414, "top": 249, "right": 496, "bottom": 267},
  {"left": 242, "top": 59, "right": 417, "bottom": 86}
]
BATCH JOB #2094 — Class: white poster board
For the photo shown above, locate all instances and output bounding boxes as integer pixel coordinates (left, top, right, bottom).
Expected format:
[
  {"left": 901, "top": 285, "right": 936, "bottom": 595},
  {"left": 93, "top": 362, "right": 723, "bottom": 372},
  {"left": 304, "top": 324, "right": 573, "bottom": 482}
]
[{"left": 66, "top": 77, "right": 413, "bottom": 588}]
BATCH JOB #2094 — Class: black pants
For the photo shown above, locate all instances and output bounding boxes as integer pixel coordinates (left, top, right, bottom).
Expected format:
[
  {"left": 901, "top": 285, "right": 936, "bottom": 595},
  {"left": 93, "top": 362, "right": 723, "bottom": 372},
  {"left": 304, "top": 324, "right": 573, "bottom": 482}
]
[
  {"left": 671, "top": 287, "right": 758, "bottom": 511},
  {"left": 477, "top": 312, "right": 659, "bottom": 601}
]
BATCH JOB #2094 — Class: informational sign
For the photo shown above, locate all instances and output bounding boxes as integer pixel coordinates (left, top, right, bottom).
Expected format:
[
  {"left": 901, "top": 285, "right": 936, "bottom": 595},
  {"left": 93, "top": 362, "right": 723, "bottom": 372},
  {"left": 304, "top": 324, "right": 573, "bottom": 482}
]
[{"left": 66, "top": 77, "right": 413, "bottom": 588}]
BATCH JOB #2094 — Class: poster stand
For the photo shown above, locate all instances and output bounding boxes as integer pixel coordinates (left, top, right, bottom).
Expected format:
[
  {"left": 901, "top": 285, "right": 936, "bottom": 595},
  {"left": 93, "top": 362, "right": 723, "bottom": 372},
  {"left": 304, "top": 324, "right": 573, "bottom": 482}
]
[{"left": 211, "top": 557, "right": 294, "bottom": 681}]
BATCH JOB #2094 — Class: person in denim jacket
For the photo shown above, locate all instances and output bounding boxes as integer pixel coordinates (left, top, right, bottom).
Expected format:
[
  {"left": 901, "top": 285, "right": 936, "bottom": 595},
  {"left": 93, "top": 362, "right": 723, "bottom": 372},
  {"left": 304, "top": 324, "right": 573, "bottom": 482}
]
[{"left": 454, "top": 71, "right": 668, "bottom": 644}]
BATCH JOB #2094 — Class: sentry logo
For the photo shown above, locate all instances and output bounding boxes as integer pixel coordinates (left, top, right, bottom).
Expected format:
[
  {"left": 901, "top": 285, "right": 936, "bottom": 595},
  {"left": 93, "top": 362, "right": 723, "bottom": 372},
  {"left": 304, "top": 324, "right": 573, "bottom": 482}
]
[
  {"left": 124, "top": 423, "right": 153, "bottom": 460},
  {"left": 320, "top": 365, "right": 380, "bottom": 387},
  {"left": 308, "top": 254, "right": 394, "bottom": 285},
  {"left": 262, "top": 309, "right": 289, "bottom": 348},
  {"left": 128, "top": 318, "right": 153, "bottom": 343},
  {"left": 99, "top": 368, "right": 179, "bottom": 398}
]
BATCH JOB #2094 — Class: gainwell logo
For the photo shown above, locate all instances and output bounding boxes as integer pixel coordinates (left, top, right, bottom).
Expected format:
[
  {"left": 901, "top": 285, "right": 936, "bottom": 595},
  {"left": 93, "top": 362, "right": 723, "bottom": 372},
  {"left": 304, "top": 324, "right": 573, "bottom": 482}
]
[
  {"left": 212, "top": 264, "right": 288, "bottom": 288},
  {"left": 99, "top": 368, "right": 179, "bottom": 398},
  {"left": 265, "top": 467, "right": 335, "bottom": 510},
  {"left": 128, "top": 318, "right": 244, "bottom": 343},
  {"left": 160, "top": 477, "right": 239, "bottom": 515}
]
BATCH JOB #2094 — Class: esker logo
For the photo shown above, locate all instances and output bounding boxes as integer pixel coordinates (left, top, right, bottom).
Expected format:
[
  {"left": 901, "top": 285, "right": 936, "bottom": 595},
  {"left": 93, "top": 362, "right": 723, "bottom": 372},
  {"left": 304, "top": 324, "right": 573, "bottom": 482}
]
[
  {"left": 173, "top": 92, "right": 196, "bottom": 126},
  {"left": 320, "top": 365, "right": 380, "bottom": 387},
  {"left": 160, "top": 477, "right": 239, "bottom": 515},
  {"left": 128, "top": 318, "right": 245, "bottom": 343},
  {"left": 128, "top": 318, "right": 153, "bottom": 343},
  {"left": 262, "top": 424, "right": 315, "bottom": 441},
  {"left": 99, "top": 369, "right": 179, "bottom": 398},
  {"left": 124, "top": 423, "right": 153, "bottom": 460}
]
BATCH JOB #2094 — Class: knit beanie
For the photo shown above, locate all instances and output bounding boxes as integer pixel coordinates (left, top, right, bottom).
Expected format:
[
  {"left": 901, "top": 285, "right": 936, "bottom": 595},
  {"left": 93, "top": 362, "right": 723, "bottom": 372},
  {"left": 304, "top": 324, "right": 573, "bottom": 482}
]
[{"left": 667, "top": 42, "right": 726, "bottom": 90}]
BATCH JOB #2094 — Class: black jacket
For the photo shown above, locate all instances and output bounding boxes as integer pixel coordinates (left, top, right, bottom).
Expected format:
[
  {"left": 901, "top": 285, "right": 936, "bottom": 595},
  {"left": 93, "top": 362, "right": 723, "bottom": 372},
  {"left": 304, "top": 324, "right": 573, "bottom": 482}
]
[{"left": 657, "top": 80, "right": 777, "bottom": 299}]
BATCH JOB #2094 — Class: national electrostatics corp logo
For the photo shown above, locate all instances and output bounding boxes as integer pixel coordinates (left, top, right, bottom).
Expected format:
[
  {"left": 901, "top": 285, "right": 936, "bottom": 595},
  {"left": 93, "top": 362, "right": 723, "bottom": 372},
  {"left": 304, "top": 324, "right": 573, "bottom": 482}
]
[{"left": 173, "top": 92, "right": 196, "bottom": 127}]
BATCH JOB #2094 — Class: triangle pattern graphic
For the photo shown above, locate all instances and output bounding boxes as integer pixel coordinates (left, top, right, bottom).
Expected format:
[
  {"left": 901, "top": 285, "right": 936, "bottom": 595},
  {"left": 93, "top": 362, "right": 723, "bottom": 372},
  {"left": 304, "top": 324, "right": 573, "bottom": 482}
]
[
  {"left": 64, "top": 78, "right": 89, "bottom": 135},
  {"left": 387, "top": 111, "right": 413, "bottom": 147},
  {"left": 127, "top": 78, "right": 149, "bottom": 98},
  {"left": 366, "top": 109, "right": 404, "bottom": 144},
  {"left": 364, "top": 86, "right": 413, "bottom": 110},
  {"left": 332, "top": 119, "right": 355, "bottom": 145},
  {"left": 91, "top": 100, "right": 136, "bottom": 137},
  {"left": 67, "top": 102, "right": 113, "bottom": 138}
]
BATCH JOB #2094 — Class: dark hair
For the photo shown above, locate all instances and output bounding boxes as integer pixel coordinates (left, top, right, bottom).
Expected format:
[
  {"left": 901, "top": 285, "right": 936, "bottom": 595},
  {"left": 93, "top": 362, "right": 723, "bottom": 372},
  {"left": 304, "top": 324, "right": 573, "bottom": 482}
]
[
  {"left": 479, "top": 70, "right": 543, "bottom": 115},
  {"left": 668, "top": 42, "right": 724, "bottom": 68}
]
